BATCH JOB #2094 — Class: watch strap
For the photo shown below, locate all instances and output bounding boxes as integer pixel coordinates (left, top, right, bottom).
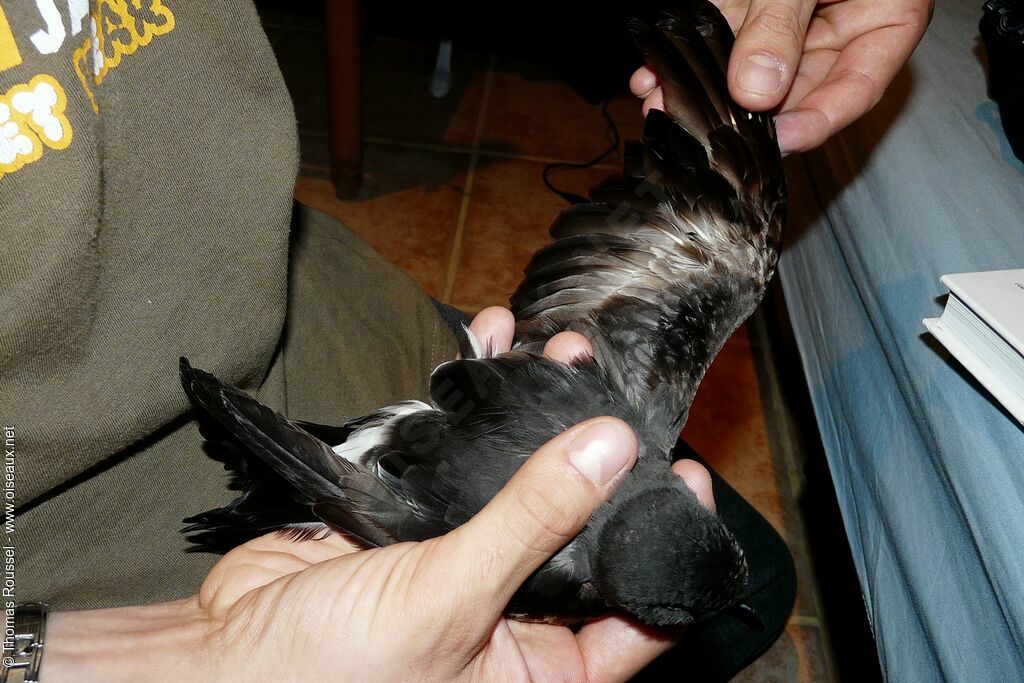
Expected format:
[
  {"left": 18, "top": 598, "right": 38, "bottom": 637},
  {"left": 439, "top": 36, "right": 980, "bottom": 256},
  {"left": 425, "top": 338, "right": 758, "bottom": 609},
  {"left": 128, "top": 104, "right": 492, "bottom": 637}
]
[{"left": 2, "top": 602, "right": 49, "bottom": 683}]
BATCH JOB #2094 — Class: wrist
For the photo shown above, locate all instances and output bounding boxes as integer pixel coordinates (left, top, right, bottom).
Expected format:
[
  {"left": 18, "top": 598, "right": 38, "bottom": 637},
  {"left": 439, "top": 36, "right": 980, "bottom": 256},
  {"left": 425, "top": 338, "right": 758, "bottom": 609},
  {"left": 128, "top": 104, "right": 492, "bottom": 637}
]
[{"left": 43, "top": 597, "right": 219, "bottom": 682}]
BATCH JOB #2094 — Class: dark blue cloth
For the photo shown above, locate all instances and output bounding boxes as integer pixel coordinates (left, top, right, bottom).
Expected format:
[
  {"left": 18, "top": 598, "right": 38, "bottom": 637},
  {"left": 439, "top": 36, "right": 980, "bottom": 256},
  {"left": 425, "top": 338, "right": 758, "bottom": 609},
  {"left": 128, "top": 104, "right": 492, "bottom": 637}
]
[{"left": 431, "top": 299, "right": 472, "bottom": 333}]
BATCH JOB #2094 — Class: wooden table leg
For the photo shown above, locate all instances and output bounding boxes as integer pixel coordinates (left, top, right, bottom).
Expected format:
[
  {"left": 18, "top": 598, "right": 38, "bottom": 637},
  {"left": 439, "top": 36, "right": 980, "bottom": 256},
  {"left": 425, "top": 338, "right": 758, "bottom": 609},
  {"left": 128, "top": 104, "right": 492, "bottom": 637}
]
[{"left": 324, "top": 0, "right": 362, "bottom": 199}]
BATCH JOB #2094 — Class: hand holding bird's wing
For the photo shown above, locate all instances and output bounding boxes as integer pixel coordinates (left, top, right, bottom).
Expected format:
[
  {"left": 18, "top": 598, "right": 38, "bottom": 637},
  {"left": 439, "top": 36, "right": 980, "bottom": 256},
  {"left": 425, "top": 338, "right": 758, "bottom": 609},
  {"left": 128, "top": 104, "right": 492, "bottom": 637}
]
[
  {"left": 632, "top": 0, "right": 933, "bottom": 153},
  {"left": 469, "top": 305, "right": 594, "bottom": 364}
]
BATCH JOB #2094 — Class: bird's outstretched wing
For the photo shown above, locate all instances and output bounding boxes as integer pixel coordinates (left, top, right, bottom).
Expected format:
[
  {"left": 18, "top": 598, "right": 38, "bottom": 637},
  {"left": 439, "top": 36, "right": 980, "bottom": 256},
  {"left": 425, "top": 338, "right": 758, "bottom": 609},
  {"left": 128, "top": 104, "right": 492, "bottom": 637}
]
[{"left": 511, "top": 4, "right": 786, "bottom": 425}]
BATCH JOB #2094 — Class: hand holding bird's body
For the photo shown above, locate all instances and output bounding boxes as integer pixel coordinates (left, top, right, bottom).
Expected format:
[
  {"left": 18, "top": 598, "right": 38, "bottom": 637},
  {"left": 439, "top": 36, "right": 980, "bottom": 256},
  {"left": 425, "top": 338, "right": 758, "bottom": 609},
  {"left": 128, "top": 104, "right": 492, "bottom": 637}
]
[
  {"left": 182, "top": 0, "right": 784, "bottom": 628},
  {"left": 163, "top": 326, "right": 712, "bottom": 683},
  {"left": 48, "top": 319, "right": 713, "bottom": 682},
  {"left": 190, "top": 425, "right": 659, "bottom": 682}
]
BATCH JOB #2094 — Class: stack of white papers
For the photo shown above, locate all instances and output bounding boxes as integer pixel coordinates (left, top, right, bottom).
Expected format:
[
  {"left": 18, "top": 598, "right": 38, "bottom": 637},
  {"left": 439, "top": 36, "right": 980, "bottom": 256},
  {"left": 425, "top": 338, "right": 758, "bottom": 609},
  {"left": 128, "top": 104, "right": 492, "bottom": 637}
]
[{"left": 924, "top": 269, "right": 1024, "bottom": 425}]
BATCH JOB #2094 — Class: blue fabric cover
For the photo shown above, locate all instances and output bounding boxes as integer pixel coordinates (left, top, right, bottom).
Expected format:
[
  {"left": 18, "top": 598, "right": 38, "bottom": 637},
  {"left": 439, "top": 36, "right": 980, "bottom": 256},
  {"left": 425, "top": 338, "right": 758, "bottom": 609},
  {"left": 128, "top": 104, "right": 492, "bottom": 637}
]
[{"left": 778, "top": 1, "right": 1024, "bottom": 679}]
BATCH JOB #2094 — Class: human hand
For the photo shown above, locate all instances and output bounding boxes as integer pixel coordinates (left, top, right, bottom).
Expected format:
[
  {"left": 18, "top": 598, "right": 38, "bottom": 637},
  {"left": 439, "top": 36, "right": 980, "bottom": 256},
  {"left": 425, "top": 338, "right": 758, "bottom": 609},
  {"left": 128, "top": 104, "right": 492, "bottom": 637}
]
[
  {"left": 630, "top": 0, "right": 933, "bottom": 154},
  {"left": 45, "top": 307, "right": 716, "bottom": 682},
  {"left": 194, "top": 417, "right": 692, "bottom": 681}
]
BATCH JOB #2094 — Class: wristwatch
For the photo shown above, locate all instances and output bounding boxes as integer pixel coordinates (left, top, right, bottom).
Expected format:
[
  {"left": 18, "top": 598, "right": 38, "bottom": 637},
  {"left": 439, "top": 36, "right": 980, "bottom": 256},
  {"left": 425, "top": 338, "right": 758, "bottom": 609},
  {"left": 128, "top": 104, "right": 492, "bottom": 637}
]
[{"left": 1, "top": 602, "right": 49, "bottom": 683}]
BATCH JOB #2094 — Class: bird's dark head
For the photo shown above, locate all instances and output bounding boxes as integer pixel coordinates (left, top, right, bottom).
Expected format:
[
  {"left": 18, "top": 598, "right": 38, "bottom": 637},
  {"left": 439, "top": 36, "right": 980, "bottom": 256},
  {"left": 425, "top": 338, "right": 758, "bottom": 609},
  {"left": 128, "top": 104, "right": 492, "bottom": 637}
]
[{"left": 593, "top": 479, "right": 748, "bottom": 627}]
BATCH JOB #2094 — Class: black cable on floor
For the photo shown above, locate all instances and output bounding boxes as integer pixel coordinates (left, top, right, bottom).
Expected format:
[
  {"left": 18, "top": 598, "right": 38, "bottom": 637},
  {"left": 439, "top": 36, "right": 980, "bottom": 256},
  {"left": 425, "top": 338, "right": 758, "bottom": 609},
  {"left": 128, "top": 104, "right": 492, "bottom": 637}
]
[{"left": 542, "top": 97, "right": 620, "bottom": 204}]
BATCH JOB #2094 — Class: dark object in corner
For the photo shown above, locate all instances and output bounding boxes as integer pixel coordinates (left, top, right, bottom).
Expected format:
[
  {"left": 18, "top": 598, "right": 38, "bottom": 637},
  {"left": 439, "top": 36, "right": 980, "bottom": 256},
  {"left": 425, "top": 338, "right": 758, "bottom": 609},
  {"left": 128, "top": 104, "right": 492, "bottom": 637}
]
[{"left": 981, "top": 0, "right": 1024, "bottom": 162}]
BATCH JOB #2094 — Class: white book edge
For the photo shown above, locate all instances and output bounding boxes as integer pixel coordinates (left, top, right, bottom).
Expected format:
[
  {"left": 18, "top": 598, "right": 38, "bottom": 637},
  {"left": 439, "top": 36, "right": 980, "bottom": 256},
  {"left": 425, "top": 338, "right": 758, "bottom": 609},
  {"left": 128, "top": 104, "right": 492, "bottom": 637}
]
[
  {"left": 940, "top": 271, "right": 1024, "bottom": 357},
  {"left": 923, "top": 316, "right": 1024, "bottom": 425}
]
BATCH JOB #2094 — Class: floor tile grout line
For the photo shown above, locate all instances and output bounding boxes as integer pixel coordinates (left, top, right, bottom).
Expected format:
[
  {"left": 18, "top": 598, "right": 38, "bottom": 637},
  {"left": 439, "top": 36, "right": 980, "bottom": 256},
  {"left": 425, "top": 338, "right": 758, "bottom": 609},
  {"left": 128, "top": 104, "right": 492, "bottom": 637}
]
[
  {"left": 441, "top": 54, "right": 496, "bottom": 304},
  {"left": 750, "top": 309, "right": 841, "bottom": 683},
  {"left": 751, "top": 312, "right": 803, "bottom": 503},
  {"left": 789, "top": 614, "right": 823, "bottom": 629}
]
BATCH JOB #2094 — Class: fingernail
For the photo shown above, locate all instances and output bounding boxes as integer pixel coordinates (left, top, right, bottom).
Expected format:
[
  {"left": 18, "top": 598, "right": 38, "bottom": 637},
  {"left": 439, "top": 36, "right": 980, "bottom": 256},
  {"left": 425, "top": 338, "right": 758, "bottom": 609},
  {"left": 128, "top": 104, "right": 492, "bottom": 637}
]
[
  {"left": 568, "top": 420, "right": 636, "bottom": 486},
  {"left": 737, "top": 53, "right": 783, "bottom": 96},
  {"left": 773, "top": 111, "right": 803, "bottom": 156}
]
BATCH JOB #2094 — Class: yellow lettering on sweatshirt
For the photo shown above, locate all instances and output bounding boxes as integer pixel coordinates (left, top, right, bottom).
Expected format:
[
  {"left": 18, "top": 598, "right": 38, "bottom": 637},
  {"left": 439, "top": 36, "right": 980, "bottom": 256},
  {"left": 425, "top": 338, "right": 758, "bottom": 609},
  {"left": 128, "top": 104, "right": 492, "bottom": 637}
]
[
  {"left": 0, "top": 74, "right": 72, "bottom": 178},
  {"left": 74, "top": 0, "right": 176, "bottom": 113},
  {"left": 0, "top": 6, "right": 23, "bottom": 73}
]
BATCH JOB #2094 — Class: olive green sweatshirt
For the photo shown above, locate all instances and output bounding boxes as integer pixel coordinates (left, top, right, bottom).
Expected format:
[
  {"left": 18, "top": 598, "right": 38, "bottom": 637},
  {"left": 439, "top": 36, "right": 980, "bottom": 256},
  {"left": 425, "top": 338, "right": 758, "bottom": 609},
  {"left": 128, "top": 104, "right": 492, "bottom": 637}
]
[{"left": 0, "top": 0, "right": 452, "bottom": 609}]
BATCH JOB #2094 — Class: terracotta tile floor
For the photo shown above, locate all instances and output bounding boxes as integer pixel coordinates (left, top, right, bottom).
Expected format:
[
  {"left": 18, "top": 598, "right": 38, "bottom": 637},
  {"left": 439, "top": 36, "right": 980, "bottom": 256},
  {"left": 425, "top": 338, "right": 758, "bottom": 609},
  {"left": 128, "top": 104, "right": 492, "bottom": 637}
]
[{"left": 264, "top": 13, "right": 851, "bottom": 681}]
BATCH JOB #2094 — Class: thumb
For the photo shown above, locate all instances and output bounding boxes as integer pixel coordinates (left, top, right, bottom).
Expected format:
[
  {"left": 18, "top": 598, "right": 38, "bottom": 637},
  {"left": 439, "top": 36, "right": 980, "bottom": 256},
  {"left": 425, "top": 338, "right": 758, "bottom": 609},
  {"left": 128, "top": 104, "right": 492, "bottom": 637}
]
[
  {"left": 728, "top": 0, "right": 815, "bottom": 110},
  {"left": 440, "top": 417, "right": 638, "bottom": 613}
]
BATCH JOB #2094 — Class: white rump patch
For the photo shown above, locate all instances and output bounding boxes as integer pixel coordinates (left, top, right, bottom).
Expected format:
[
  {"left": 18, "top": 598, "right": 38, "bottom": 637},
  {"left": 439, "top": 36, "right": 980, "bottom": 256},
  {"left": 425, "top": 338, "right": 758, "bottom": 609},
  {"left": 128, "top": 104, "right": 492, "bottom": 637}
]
[{"left": 331, "top": 401, "right": 430, "bottom": 465}]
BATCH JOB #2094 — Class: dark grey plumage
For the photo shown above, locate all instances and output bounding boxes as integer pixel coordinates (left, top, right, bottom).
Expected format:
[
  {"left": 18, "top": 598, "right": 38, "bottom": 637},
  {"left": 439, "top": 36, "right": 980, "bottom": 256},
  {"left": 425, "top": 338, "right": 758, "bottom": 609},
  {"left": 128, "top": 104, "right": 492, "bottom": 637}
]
[{"left": 180, "top": 0, "right": 785, "bottom": 628}]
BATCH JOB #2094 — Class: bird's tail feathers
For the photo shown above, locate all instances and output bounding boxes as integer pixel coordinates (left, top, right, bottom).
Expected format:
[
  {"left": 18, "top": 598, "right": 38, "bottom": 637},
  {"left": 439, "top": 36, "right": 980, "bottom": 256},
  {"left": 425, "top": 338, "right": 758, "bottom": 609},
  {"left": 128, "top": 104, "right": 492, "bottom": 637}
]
[
  {"left": 179, "top": 358, "right": 397, "bottom": 551},
  {"left": 179, "top": 358, "right": 352, "bottom": 501},
  {"left": 180, "top": 413, "right": 326, "bottom": 551}
]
